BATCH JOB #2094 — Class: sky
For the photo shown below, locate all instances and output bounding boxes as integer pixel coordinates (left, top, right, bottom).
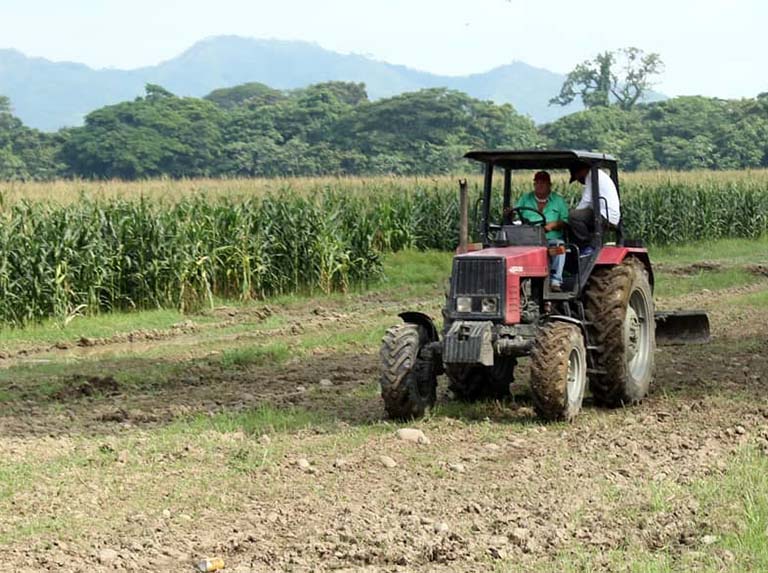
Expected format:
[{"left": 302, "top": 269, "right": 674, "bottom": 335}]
[{"left": 0, "top": 0, "right": 766, "bottom": 99}]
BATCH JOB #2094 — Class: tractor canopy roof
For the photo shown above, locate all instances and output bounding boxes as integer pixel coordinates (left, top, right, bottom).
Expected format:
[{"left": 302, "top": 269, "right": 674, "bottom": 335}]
[{"left": 464, "top": 149, "right": 617, "bottom": 171}]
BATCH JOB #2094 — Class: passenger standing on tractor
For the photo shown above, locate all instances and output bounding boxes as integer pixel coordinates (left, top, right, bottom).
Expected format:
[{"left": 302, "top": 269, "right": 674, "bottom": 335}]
[
  {"left": 568, "top": 163, "right": 621, "bottom": 256},
  {"left": 512, "top": 171, "right": 569, "bottom": 291}
]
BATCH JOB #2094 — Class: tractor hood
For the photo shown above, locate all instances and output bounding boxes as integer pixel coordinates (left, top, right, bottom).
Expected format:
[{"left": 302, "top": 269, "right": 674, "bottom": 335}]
[{"left": 455, "top": 246, "right": 549, "bottom": 277}]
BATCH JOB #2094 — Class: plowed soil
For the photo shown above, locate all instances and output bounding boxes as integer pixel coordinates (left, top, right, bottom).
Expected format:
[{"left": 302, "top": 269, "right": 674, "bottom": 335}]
[{"left": 1, "top": 274, "right": 767, "bottom": 572}]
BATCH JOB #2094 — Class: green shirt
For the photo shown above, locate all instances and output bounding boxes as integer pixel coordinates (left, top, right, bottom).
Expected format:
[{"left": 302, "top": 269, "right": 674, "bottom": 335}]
[{"left": 514, "top": 191, "right": 569, "bottom": 241}]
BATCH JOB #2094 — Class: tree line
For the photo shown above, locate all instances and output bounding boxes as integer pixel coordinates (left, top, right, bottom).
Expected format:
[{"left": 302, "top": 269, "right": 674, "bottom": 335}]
[{"left": 1, "top": 76, "right": 767, "bottom": 180}]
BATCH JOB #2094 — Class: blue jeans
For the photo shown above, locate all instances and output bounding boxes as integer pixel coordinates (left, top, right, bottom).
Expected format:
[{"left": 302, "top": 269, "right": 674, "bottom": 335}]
[{"left": 548, "top": 239, "right": 565, "bottom": 287}]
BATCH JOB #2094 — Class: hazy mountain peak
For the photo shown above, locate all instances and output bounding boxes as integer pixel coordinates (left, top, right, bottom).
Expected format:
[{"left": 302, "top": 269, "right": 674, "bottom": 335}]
[{"left": 1, "top": 35, "right": 588, "bottom": 130}]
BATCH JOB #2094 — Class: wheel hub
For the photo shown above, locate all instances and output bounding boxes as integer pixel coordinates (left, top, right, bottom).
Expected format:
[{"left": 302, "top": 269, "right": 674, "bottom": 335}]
[
  {"left": 626, "top": 289, "right": 651, "bottom": 380},
  {"left": 625, "top": 305, "right": 641, "bottom": 360},
  {"left": 566, "top": 348, "right": 584, "bottom": 407}
]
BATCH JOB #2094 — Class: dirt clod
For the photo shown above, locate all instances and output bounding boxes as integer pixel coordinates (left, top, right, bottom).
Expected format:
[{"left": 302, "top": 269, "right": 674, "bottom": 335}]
[
  {"left": 98, "top": 548, "right": 119, "bottom": 564},
  {"left": 748, "top": 264, "right": 768, "bottom": 277},
  {"left": 396, "top": 428, "right": 430, "bottom": 444},
  {"left": 52, "top": 375, "right": 120, "bottom": 400},
  {"left": 434, "top": 522, "right": 449, "bottom": 534},
  {"left": 379, "top": 455, "right": 397, "bottom": 468}
]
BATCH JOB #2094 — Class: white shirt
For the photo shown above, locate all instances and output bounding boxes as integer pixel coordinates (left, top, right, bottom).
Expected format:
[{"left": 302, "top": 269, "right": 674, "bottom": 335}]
[{"left": 576, "top": 168, "right": 621, "bottom": 225}]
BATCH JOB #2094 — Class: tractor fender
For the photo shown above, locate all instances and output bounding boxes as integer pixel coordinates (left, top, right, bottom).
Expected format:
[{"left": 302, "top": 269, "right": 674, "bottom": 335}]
[
  {"left": 398, "top": 312, "right": 440, "bottom": 342},
  {"left": 547, "top": 315, "right": 588, "bottom": 341},
  {"left": 596, "top": 247, "right": 655, "bottom": 290}
]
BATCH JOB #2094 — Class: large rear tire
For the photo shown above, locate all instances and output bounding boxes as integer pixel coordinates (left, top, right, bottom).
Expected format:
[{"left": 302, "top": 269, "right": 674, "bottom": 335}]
[
  {"left": 446, "top": 358, "right": 515, "bottom": 402},
  {"left": 530, "top": 322, "right": 587, "bottom": 422},
  {"left": 584, "top": 258, "right": 655, "bottom": 407},
  {"left": 379, "top": 323, "right": 437, "bottom": 420}
]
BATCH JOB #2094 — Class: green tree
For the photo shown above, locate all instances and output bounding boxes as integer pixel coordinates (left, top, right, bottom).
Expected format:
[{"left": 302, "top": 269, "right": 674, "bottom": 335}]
[
  {"left": 216, "top": 82, "right": 365, "bottom": 176},
  {"left": 541, "top": 94, "right": 768, "bottom": 171},
  {"left": 0, "top": 95, "right": 66, "bottom": 180},
  {"left": 62, "top": 85, "right": 224, "bottom": 179},
  {"left": 336, "top": 89, "right": 541, "bottom": 173},
  {"left": 298, "top": 81, "right": 368, "bottom": 106},
  {"left": 204, "top": 82, "right": 287, "bottom": 109},
  {"left": 540, "top": 105, "right": 649, "bottom": 166},
  {"left": 551, "top": 48, "right": 663, "bottom": 110}
]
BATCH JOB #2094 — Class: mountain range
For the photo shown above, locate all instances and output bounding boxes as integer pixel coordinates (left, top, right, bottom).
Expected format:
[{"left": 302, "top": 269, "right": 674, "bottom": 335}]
[{"left": 1, "top": 35, "right": 619, "bottom": 131}]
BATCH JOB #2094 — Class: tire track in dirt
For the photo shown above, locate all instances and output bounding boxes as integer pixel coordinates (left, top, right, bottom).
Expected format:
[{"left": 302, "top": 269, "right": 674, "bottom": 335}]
[
  {"left": 3, "top": 337, "right": 766, "bottom": 571},
  {"left": 1, "top": 278, "right": 767, "bottom": 570}
]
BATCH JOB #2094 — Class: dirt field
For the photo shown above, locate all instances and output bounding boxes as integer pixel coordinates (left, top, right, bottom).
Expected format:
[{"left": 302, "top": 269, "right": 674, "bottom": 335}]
[{"left": 1, "top": 251, "right": 767, "bottom": 571}]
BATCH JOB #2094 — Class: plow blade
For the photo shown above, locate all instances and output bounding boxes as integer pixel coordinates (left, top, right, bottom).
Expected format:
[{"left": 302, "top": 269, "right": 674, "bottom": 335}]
[{"left": 654, "top": 311, "right": 711, "bottom": 345}]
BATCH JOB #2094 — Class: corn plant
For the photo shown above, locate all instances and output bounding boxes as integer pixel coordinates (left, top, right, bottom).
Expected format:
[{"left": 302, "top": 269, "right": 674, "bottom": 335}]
[{"left": 1, "top": 172, "right": 767, "bottom": 326}]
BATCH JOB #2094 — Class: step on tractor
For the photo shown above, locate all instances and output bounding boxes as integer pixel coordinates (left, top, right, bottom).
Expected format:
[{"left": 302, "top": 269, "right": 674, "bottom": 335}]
[{"left": 379, "top": 150, "right": 710, "bottom": 422}]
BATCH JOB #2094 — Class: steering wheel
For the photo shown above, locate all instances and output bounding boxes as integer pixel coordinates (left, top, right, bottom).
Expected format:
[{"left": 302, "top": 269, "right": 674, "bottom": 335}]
[{"left": 508, "top": 206, "right": 547, "bottom": 227}]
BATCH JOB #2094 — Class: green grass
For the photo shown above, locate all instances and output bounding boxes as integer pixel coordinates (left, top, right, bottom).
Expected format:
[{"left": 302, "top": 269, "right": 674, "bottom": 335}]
[
  {"left": 538, "top": 446, "right": 768, "bottom": 572},
  {"left": 654, "top": 268, "right": 762, "bottom": 298},
  {"left": 731, "top": 289, "right": 768, "bottom": 308},
  {"left": 649, "top": 238, "right": 768, "bottom": 298},
  {"left": 172, "top": 404, "right": 331, "bottom": 436},
  {"left": 694, "top": 447, "right": 768, "bottom": 569},
  {"left": 219, "top": 342, "right": 293, "bottom": 368},
  {"left": 0, "top": 354, "right": 187, "bottom": 402},
  {"left": 0, "top": 414, "right": 311, "bottom": 543},
  {"left": 298, "top": 323, "right": 390, "bottom": 353},
  {"left": 378, "top": 249, "right": 453, "bottom": 289},
  {"left": 0, "top": 517, "right": 68, "bottom": 546},
  {"left": 650, "top": 237, "right": 768, "bottom": 266},
  {"left": 0, "top": 308, "right": 193, "bottom": 348}
]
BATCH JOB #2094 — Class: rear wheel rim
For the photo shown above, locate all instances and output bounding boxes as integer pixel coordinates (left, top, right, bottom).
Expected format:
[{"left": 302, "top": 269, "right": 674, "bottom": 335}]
[
  {"left": 566, "top": 347, "right": 584, "bottom": 408},
  {"left": 626, "top": 288, "right": 651, "bottom": 379}
]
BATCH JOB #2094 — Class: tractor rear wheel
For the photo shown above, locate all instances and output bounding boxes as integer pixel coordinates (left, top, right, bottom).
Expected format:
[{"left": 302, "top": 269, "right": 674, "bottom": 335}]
[
  {"left": 379, "top": 323, "right": 437, "bottom": 420},
  {"left": 584, "top": 258, "right": 655, "bottom": 406},
  {"left": 530, "top": 322, "right": 587, "bottom": 422},
  {"left": 446, "top": 358, "right": 515, "bottom": 402}
]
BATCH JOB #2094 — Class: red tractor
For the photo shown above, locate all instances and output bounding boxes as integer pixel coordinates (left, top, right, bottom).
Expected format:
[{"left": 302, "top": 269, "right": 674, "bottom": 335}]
[{"left": 379, "top": 150, "right": 708, "bottom": 421}]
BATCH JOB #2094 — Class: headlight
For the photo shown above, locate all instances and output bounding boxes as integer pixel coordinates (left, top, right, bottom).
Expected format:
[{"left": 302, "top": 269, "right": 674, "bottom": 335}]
[
  {"left": 481, "top": 297, "right": 498, "bottom": 313},
  {"left": 456, "top": 296, "right": 472, "bottom": 313}
]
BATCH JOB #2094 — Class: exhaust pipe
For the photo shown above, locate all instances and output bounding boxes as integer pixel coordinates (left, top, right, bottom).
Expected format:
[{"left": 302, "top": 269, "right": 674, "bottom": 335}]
[{"left": 458, "top": 179, "right": 468, "bottom": 254}]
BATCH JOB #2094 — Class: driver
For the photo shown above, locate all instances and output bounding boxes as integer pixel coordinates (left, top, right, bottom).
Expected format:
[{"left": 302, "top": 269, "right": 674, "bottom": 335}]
[{"left": 507, "top": 171, "right": 569, "bottom": 291}]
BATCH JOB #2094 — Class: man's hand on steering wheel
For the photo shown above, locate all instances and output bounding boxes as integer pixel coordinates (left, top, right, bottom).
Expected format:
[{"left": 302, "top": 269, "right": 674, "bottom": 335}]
[{"left": 506, "top": 206, "right": 547, "bottom": 227}]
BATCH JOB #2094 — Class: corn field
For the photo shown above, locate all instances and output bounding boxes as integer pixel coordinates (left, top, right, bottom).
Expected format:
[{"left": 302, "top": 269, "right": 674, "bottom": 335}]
[
  {"left": 0, "top": 195, "right": 384, "bottom": 326},
  {"left": 0, "top": 172, "right": 767, "bottom": 326}
]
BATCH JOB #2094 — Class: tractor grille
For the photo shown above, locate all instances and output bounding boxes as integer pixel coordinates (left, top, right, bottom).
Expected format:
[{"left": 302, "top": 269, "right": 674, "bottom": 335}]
[
  {"left": 448, "top": 257, "right": 505, "bottom": 321},
  {"left": 452, "top": 258, "right": 504, "bottom": 296}
]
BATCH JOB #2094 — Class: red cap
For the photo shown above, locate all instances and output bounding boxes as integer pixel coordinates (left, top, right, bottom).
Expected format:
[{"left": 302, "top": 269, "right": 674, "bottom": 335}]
[{"left": 533, "top": 171, "right": 551, "bottom": 183}]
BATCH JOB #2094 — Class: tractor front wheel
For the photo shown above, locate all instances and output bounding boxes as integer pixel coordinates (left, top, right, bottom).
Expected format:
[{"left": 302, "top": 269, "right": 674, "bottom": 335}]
[
  {"left": 529, "top": 322, "right": 587, "bottom": 422},
  {"left": 379, "top": 323, "right": 437, "bottom": 420}
]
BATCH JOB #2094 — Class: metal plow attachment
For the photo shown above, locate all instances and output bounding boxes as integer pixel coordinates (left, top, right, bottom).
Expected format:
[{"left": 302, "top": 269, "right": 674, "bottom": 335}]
[{"left": 654, "top": 311, "right": 711, "bottom": 345}]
